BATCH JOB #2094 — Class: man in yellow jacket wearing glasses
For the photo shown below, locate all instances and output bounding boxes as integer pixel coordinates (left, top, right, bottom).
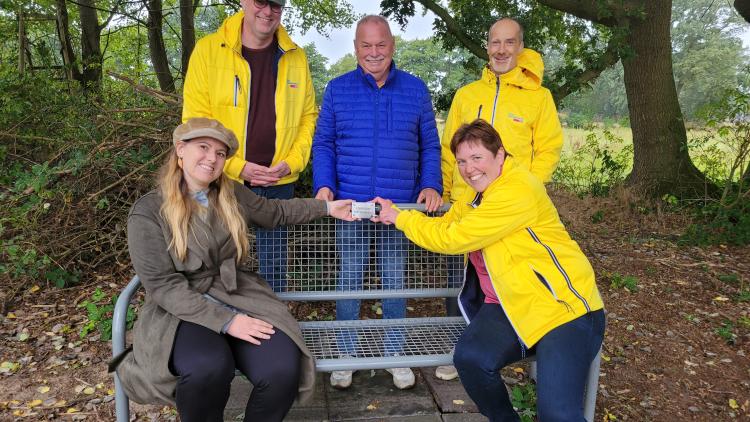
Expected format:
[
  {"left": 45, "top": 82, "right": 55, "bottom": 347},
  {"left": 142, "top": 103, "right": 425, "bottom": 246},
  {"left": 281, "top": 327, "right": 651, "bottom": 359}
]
[
  {"left": 436, "top": 17, "right": 564, "bottom": 381},
  {"left": 182, "top": 0, "right": 317, "bottom": 292}
]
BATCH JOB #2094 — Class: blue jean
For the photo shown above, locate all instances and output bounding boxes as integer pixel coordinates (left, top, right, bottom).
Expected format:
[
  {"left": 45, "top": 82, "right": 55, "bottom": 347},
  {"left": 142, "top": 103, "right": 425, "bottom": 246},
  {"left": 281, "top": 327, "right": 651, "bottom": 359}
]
[
  {"left": 335, "top": 220, "right": 407, "bottom": 356},
  {"left": 453, "top": 304, "right": 605, "bottom": 422},
  {"left": 250, "top": 183, "right": 294, "bottom": 292}
]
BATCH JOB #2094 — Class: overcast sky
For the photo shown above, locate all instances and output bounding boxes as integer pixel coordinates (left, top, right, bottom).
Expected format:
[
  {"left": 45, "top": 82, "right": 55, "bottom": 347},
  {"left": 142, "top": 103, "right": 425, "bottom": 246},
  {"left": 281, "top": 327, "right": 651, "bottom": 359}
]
[{"left": 295, "top": 4, "right": 750, "bottom": 63}]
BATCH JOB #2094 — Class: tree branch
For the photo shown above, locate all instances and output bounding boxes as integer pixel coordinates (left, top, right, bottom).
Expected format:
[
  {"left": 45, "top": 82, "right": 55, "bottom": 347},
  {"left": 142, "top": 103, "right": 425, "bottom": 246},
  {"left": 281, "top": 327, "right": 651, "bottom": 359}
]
[
  {"left": 412, "top": 0, "right": 487, "bottom": 60},
  {"left": 536, "top": 0, "right": 630, "bottom": 26},
  {"left": 550, "top": 37, "right": 621, "bottom": 104}
]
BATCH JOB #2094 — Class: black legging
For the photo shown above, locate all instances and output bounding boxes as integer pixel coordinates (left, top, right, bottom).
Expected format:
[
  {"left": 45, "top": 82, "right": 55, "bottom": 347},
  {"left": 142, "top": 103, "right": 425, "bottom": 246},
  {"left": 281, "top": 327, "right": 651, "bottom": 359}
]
[{"left": 169, "top": 320, "right": 301, "bottom": 422}]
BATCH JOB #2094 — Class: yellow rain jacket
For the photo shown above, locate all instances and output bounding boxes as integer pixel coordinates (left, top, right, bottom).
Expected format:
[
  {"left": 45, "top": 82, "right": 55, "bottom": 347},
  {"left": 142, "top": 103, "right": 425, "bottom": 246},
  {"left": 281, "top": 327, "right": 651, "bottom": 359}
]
[
  {"left": 441, "top": 49, "right": 563, "bottom": 202},
  {"left": 395, "top": 158, "right": 603, "bottom": 347},
  {"left": 182, "top": 12, "right": 317, "bottom": 184}
]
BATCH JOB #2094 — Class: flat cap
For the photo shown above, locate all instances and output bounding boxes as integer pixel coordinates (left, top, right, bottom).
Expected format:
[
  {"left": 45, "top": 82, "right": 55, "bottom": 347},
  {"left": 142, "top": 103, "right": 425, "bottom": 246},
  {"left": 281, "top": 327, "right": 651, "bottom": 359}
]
[
  {"left": 173, "top": 118, "right": 238, "bottom": 157},
  {"left": 269, "top": 0, "right": 286, "bottom": 5}
]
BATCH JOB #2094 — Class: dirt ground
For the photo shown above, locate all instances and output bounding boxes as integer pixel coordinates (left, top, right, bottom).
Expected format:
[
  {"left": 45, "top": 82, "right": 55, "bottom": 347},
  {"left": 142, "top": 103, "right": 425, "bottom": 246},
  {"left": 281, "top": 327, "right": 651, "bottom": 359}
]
[{"left": 1, "top": 189, "right": 748, "bottom": 421}]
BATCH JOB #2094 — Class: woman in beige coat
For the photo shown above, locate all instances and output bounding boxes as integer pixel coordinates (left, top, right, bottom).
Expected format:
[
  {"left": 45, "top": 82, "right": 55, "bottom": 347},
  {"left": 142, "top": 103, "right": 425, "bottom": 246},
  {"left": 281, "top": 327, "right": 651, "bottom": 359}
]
[{"left": 114, "top": 118, "right": 353, "bottom": 421}]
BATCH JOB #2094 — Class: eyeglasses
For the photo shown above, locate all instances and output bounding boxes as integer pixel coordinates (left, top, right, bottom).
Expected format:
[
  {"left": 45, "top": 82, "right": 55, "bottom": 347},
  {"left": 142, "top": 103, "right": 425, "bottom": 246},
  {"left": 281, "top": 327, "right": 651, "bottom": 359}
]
[{"left": 253, "top": 0, "right": 283, "bottom": 13}]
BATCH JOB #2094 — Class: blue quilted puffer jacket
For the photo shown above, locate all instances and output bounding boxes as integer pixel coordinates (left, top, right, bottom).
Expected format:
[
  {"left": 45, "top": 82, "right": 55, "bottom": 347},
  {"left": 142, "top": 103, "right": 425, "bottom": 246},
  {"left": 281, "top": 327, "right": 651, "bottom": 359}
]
[{"left": 312, "top": 63, "right": 442, "bottom": 202}]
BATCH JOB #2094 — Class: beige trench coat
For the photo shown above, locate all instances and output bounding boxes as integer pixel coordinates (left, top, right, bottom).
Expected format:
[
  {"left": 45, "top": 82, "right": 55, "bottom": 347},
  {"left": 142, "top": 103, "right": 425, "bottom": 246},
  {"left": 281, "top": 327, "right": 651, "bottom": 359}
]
[{"left": 112, "top": 183, "right": 327, "bottom": 406}]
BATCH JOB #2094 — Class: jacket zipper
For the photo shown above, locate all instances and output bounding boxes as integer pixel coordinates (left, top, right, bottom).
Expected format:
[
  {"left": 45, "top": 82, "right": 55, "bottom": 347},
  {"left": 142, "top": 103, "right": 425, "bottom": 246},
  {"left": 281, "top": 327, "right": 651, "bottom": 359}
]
[
  {"left": 490, "top": 77, "right": 500, "bottom": 125},
  {"left": 234, "top": 75, "right": 239, "bottom": 107},
  {"left": 372, "top": 87, "right": 381, "bottom": 197},
  {"left": 526, "top": 228, "right": 591, "bottom": 312},
  {"left": 481, "top": 248, "right": 528, "bottom": 349}
]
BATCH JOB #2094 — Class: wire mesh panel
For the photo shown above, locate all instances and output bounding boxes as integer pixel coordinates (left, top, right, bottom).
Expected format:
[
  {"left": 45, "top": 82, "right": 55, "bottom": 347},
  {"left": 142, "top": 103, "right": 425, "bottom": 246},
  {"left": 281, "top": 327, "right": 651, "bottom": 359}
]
[
  {"left": 245, "top": 204, "right": 463, "bottom": 299},
  {"left": 300, "top": 317, "right": 467, "bottom": 371}
]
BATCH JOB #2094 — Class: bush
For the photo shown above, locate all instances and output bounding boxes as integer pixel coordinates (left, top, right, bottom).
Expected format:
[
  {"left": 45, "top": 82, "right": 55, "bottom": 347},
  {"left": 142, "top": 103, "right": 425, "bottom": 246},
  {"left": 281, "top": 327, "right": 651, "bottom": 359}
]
[
  {"left": 552, "top": 129, "right": 631, "bottom": 197},
  {"left": 0, "top": 64, "right": 177, "bottom": 291},
  {"left": 681, "top": 88, "right": 750, "bottom": 246}
]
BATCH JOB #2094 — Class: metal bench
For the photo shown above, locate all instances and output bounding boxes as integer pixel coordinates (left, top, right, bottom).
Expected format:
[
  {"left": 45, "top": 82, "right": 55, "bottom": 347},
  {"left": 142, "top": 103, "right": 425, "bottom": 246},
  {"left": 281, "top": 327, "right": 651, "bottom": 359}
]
[{"left": 111, "top": 204, "right": 600, "bottom": 421}]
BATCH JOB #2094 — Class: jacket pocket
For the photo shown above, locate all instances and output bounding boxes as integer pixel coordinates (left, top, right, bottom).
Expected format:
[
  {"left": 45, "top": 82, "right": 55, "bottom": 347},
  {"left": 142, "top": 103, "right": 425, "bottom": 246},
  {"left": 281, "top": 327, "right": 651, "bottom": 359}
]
[{"left": 529, "top": 265, "right": 573, "bottom": 312}]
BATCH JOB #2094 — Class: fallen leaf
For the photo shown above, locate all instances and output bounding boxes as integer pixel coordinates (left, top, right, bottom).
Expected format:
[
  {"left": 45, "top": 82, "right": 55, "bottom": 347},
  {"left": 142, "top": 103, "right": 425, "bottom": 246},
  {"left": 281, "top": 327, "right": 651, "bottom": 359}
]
[
  {"left": 18, "top": 332, "right": 30, "bottom": 342},
  {"left": 452, "top": 399, "right": 465, "bottom": 405},
  {"left": 729, "top": 398, "right": 739, "bottom": 409},
  {"left": 512, "top": 367, "right": 525, "bottom": 374},
  {"left": 66, "top": 408, "right": 79, "bottom": 413},
  {"left": 83, "top": 387, "right": 95, "bottom": 395},
  {"left": 366, "top": 403, "right": 377, "bottom": 410},
  {"left": 74, "top": 385, "right": 85, "bottom": 394},
  {"left": 28, "top": 399, "right": 42, "bottom": 407},
  {"left": 37, "top": 386, "right": 50, "bottom": 394},
  {"left": 6, "top": 313, "right": 16, "bottom": 319},
  {"left": 29, "top": 285, "right": 40, "bottom": 293},
  {"left": 713, "top": 296, "right": 729, "bottom": 302},
  {"left": 601, "top": 354, "right": 611, "bottom": 362}
]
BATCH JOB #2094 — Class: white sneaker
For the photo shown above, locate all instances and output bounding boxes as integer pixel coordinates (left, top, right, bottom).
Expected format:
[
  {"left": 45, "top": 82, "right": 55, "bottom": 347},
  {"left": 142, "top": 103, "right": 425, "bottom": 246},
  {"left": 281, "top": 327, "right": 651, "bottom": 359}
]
[
  {"left": 386, "top": 367, "right": 415, "bottom": 389},
  {"left": 435, "top": 365, "right": 459, "bottom": 381},
  {"left": 330, "top": 370, "right": 353, "bottom": 389}
]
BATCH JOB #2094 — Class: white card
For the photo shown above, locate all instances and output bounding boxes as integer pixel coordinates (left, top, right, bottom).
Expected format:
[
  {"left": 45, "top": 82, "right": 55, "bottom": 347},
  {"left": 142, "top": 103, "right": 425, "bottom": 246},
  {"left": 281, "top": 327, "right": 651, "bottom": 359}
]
[{"left": 351, "top": 201, "right": 376, "bottom": 219}]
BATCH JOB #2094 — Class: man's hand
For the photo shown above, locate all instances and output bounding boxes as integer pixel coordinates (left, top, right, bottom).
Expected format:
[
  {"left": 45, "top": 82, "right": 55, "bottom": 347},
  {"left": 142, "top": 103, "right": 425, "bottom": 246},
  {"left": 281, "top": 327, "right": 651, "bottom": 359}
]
[
  {"left": 315, "top": 187, "right": 334, "bottom": 201},
  {"left": 268, "top": 161, "right": 291, "bottom": 179},
  {"left": 372, "top": 197, "right": 399, "bottom": 225},
  {"left": 417, "top": 188, "right": 443, "bottom": 212},
  {"left": 226, "top": 314, "right": 275, "bottom": 345},
  {"left": 327, "top": 199, "right": 355, "bottom": 221},
  {"left": 240, "top": 162, "right": 281, "bottom": 186}
]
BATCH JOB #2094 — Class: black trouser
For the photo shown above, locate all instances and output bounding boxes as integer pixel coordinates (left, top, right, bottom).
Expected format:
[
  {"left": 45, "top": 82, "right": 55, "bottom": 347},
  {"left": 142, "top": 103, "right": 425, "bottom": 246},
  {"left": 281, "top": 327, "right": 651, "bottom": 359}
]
[{"left": 169, "top": 320, "right": 301, "bottom": 422}]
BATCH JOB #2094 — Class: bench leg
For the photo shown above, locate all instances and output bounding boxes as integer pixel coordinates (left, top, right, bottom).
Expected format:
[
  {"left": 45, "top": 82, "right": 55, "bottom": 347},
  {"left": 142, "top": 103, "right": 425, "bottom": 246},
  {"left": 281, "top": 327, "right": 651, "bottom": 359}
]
[
  {"left": 115, "top": 373, "right": 129, "bottom": 422},
  {"left": 526, "top": 347, "right": 600, "bottom": 422},
  {"left": 583, "top": 348, "right": 601, "bottom": 422}
]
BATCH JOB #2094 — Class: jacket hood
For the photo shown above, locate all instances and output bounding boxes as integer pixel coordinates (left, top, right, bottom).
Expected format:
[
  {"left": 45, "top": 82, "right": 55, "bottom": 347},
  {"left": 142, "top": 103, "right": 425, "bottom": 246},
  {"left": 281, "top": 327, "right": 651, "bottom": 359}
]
[
  {"left": 218, "top": 11, "right": 298, "bottom": 53},
  {"left": 483, "top": 48, "right": 544, "bottom": 91}
]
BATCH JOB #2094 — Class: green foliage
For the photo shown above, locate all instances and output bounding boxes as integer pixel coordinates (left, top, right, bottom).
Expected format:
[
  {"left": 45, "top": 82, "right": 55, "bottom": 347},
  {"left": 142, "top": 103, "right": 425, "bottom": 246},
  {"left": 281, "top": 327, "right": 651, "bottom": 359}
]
[
  {"left": 552, "top": 130, "right": 631, "bottom": 196},
  {"left": 78, "top": 288, "right": 136, "bottom": 341},
  {"left": 737, "top": 290, "right": 750, "bottom": 302},
  {"left": 714, "top": 321, "right": 737, "bottom": 345},
  {"left": 0, "top": 240, "right": 51, "bottom": 280},
  {"left": 609, "top": 273, "right": 639, "bottom": 292},
  {"left": 510, "top": 383, "right": 537, "bottom": 421},
  {"left": 303, "top": 43, "right": 331, "bottom": 106},
  {"left": 681, "top": 87, "right": 750, "bottom": 246},
  {"left": 0, "top": 60, "right": 176, "bottom": 288},
  {"left": 560, "top": 0, "right": 749, "bottom": 122},
  {"left": 590, "top": 210, "right": 604, "bottom": 224}
]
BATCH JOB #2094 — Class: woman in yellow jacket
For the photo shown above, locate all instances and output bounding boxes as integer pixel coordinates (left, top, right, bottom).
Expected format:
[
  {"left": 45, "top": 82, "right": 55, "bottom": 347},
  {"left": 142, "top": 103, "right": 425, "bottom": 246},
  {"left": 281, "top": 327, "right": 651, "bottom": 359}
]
[{"left": 375, "top": 119, "right": 605, "bottom": 421}]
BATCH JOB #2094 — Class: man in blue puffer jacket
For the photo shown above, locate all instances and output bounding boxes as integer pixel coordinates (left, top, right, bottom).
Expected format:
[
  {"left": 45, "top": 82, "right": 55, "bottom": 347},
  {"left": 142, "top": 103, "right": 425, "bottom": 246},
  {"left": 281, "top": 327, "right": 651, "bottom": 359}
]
[{"left": 312, "top": 15, "right": 443, "bottom": 390}]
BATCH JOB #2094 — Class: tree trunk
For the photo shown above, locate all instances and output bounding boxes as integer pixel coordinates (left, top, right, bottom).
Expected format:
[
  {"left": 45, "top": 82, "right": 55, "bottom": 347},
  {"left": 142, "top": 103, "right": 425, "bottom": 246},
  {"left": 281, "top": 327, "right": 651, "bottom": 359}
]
[
  {"left": 55, "top": 0, "right": 82, "bottom": 83},
  {"left": 621, "top": 1, "right": 714, "bottom": 198},
  {"left": 180, "top": 0, "right": 196, "bottom": 79},
  {"left": 78, "top": 0, "right": 102, "bottom": 91},
  {"left": 145, "top": 0, "right": 175, "bottom": 92},
  {"left": 735, "top": 0, "right": 750, "bottom": 23}
]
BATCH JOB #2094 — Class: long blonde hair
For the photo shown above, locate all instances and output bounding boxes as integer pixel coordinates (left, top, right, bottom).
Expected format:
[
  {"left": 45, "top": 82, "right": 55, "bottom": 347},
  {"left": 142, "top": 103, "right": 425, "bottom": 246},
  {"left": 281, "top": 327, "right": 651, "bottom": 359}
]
[{"left": 157, "top": 151, "right": 249, "bottom": 263}]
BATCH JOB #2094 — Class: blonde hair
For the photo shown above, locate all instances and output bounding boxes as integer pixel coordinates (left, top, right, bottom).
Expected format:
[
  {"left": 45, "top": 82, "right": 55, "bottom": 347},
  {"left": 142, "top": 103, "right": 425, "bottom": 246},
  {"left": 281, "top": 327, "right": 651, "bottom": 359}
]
[{"left": 157, "top": 150, "right": 249, "bottom": 263}]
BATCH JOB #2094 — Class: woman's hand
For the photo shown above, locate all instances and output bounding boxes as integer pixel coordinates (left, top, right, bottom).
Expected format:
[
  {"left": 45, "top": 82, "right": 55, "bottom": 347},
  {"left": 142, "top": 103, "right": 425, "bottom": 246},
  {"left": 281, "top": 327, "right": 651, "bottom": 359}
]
[
  {"left": 327, "top": 199, "right": 355, "bottom": 221},
  {"left": 226, "top": 314, "right": 275, "bottom": 345},
  {"left": 372, "top": 197, "right": 399, "bottom": 225}
]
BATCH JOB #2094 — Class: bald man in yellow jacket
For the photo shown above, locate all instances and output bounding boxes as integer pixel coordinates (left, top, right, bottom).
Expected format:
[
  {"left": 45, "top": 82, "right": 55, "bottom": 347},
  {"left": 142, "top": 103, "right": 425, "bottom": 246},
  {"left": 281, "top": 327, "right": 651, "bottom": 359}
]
[{"left": 436, "top": 17, "right": 564, "bottom": 380}]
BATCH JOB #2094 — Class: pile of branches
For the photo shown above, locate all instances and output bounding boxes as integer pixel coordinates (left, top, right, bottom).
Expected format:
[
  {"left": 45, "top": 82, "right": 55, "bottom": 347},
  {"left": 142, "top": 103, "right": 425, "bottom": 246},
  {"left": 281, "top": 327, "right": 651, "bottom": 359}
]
[{"left": 0, "top": 73, "right": 181, "bottom": 307}]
